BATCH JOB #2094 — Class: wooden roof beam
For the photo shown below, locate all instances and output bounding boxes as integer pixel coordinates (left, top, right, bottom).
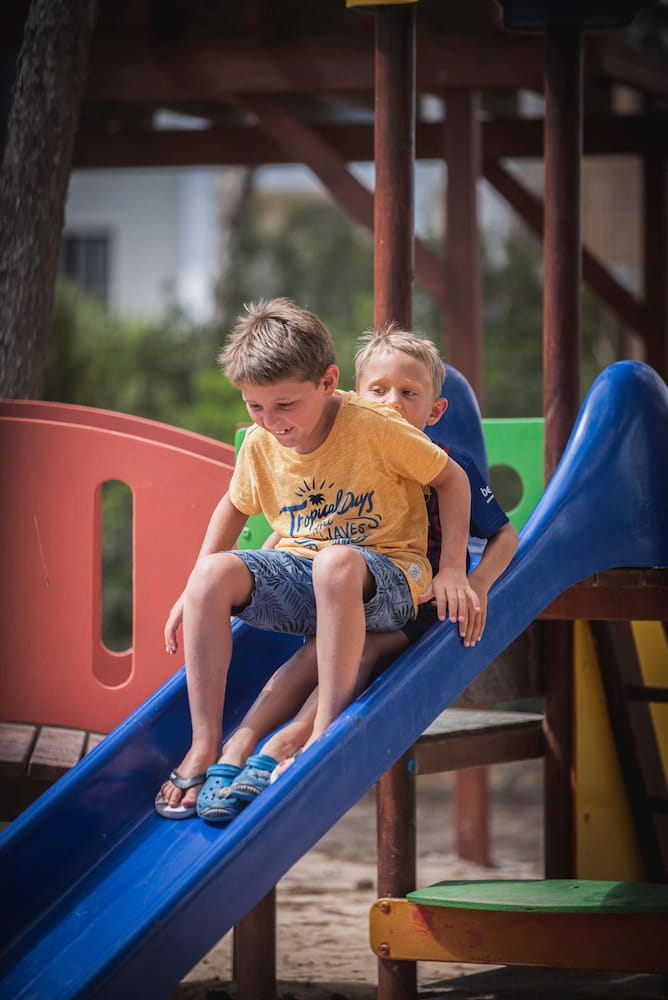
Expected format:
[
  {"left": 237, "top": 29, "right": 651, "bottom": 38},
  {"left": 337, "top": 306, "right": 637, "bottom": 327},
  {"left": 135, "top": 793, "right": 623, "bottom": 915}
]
[
  {"left": 238, "top": 95, "right": 446, "bottom": 310},
  {"left": 83, "top": 32, "right": 546, "bottom": 103},
  {"left": 72, "top": 113, "right": 668, "bottom": 170},
  {"left": 587, "top": 34, "right": 668, "bottom": 102}
]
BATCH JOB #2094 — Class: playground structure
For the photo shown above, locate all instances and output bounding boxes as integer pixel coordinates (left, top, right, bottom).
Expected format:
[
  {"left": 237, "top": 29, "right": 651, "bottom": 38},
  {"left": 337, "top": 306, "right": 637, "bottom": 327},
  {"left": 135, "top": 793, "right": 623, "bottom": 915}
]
[
  {"left": 1, "top": 359, "right": 667, "bottom": 1000},
  {"left": 2, "top": 1, "right": 668, "bottom": 998}
]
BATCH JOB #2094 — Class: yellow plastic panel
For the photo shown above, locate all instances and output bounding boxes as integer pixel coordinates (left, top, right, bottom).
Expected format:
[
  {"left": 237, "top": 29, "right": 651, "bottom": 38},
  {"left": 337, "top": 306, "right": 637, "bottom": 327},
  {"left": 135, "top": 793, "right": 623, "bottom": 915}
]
[
  {"left": 632, "top": 621, "right": 668, "bottom": 772},
  {"left": 574, "top": 621, "right": 644, "bottom": 881}
]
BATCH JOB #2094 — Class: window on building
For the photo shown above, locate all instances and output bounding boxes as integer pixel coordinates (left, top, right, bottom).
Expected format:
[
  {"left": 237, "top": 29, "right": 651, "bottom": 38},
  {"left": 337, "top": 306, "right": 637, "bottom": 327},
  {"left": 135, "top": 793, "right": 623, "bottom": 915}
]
[{"left": 59, "top": 231, "right": 110, "bottom": 304}]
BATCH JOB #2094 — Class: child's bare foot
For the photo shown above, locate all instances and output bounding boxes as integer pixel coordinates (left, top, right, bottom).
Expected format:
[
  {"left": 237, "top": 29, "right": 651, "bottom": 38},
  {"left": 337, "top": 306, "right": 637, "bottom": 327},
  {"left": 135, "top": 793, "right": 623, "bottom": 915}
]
[{"left": 269, "top": 748, "right": 303, "bottom": 784}]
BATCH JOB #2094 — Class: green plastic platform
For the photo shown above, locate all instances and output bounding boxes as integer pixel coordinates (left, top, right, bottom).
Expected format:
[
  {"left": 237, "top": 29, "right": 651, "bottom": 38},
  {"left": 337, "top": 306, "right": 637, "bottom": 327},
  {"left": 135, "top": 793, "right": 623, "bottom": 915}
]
[{"left": 408, "top": 879, "right": 668, "bottom": 913}]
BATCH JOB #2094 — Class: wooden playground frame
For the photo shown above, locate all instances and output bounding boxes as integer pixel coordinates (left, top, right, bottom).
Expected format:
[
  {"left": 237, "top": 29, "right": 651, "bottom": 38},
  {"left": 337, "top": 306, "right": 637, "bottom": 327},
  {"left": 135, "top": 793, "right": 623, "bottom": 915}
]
[{"left": 2, "top": 2, "right": 668, "bottom": 998}]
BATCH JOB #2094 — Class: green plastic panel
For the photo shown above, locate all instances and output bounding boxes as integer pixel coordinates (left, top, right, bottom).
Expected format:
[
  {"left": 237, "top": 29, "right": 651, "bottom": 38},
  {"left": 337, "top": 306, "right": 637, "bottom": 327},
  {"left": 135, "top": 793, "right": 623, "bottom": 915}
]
[
  {"left": 234, "top": 426, "right": 274, "bottom": 550},
  {"left": 408, "top": 879, "right": 668, "bottom": 913},
  {"left": 482, "top": 418, "right": 544, "bottom": 531}
]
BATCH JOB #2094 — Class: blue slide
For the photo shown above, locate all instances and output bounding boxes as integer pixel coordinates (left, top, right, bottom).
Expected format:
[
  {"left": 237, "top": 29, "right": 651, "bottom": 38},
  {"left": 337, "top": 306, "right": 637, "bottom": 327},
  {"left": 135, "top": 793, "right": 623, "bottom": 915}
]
[{"left": 1, "top": 362, "right": 666, "bottom": 1000}]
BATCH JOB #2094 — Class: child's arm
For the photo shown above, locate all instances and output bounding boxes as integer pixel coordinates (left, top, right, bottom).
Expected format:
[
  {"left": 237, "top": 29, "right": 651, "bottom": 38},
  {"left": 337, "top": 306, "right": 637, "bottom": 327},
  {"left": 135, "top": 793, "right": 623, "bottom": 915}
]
[
  {"left": 464, "top": 521, "right": 518, "bottom": 646},
  {"left": 262, "top": 530, "right": 279, "bottom": 550},
  {"left": 164, "top": 491, "right": 249, "bottom": 654},
  {"left": 425, "top": 458, "right": 481, "bottom": 632}
]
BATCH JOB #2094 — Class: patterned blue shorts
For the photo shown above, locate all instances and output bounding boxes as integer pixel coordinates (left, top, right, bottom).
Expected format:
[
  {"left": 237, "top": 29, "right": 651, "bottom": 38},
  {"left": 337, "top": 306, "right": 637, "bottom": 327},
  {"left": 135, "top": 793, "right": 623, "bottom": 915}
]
[{"left": 232, "top": 546, "right": 414, "bottom": 636}]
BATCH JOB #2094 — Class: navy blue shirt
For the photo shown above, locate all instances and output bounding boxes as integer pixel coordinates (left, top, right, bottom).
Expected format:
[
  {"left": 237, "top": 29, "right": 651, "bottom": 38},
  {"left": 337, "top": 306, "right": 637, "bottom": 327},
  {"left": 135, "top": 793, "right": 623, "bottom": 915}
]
[{"left": 402, "top": 443, "right": 509, "bottom": 644}]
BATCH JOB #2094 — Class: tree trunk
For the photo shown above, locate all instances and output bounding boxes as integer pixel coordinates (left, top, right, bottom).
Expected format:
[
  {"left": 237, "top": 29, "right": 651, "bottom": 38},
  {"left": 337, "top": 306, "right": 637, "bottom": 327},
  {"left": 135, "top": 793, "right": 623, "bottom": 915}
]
[{"left": 0, "top": 0, "right": 97, "bottom": 398}]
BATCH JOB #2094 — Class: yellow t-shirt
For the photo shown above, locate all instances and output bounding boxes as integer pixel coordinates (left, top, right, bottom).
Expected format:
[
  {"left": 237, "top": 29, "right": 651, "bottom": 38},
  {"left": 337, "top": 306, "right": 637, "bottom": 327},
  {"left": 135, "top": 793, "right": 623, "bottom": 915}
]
[{"left": 229, "top": 392, "right": 448, "bottom": 610}]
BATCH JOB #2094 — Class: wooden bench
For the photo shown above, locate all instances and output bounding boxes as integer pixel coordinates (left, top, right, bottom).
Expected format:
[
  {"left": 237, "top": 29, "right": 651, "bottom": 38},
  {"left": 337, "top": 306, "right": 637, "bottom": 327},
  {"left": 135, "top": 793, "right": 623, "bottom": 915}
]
[
  {"left": 0, "top": 722, "right": 105, "bottom": 822},
  {"left": 370, "top": 878, "right": 668, "bottom": 974},
  {"left": 0, "top": 707, "right": 544, "bottom": 824}
]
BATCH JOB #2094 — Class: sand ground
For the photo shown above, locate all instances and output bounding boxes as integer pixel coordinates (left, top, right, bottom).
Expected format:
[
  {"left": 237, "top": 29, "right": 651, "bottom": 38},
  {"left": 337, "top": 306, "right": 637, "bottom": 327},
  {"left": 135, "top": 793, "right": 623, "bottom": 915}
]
[
  {"left": 170, "top": 761, "right": 668, "bottom": 1000},
  {"left": 171, "top": 761, "right": 549, "bottom": 999}
]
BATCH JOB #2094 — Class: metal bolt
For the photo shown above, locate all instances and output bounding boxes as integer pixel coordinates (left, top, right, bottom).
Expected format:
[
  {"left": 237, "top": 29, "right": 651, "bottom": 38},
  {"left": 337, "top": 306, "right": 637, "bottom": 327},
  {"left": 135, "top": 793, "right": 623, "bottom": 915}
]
[
  {"left": 379, "top": 901, "right": 391, "bottom": 914},
  {"left": 379, "top": 942, "right": 391, "bottom": 957}
]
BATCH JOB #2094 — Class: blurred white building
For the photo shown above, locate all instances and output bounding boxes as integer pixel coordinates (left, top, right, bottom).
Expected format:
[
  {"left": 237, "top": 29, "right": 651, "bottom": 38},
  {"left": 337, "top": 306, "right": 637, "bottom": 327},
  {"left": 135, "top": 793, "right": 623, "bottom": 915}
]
[{"left": 62, "top": 167, "right": 222, "bottom": 322}]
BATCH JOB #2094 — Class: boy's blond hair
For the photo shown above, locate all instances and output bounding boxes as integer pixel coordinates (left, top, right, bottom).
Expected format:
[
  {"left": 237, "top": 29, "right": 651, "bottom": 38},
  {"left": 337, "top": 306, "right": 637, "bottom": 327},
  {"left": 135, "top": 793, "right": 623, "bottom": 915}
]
[
  {"left": 354, "top": 326, "right": 445, "bottom": 398},
  {"left": 219, "top": 297, "right": 336, "bottom": 385}
]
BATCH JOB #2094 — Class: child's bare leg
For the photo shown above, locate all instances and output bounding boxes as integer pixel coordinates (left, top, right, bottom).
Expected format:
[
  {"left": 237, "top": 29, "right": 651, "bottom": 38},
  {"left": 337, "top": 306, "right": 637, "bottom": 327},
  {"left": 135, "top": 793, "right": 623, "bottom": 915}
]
[
  {"left": 308, "top": 545, "right": 371, "bottom": 745},
  {"left": 158, "top": 552, "right": 253, "bottom": 810},
  {"left": 269, "top": 629, "right": 409, "bottom": 770},
  {"left": 260, "top": 684, "right": 318, "bottom": 765},
  {"left": 219, "top": 638, "right": 318, "bottom": 767}
]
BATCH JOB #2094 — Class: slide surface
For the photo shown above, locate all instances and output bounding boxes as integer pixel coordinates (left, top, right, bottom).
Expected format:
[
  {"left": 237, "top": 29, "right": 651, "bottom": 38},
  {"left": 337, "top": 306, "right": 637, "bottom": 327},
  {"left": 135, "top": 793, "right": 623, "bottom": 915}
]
[{"left": 1, "top": 361, "right": 667, "bottom": 1000}]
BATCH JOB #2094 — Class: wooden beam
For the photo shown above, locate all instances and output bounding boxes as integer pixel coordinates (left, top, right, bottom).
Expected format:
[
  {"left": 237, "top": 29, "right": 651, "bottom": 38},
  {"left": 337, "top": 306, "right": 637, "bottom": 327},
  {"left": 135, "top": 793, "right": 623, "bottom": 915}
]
[
  {"left": 412, "top": 710, "right": 544, "bottom": 775},
  {"left": 242, "top": 94, "right": 374, "bottom": 229},
  {"left": 83, "top": 32, "right": 546, "bottom": 105},
  {"left": 484, "top": 160, "right": 647, "bottom": 336},
  {"left": 538, "top": 568, "right": 668, "bottom": 620},
  {"left": 239, "top": 95, "right": 446, "bottom": 310},
  {"left": 72, "top": 114, "right": 668, "bottom": 172},
  {"left": 588, "top": 35, "right": 668, "bottom": 103},
  {"left": 81, "top": 33, "right": 668, "bottom": 108}
]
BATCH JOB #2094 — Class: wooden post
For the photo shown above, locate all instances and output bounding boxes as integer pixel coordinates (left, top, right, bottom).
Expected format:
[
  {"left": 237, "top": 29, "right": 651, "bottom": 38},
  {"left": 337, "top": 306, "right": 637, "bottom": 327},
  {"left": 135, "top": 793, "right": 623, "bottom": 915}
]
[
  {"left": 373, "top": 3, "right": 415, "bottom": 331},
  {"left": 234, "top": 888, "right": 276, "bottom": 1000},
  {"left": 643, "top": 148, "right": 668, "bottom": 381},
  {"left": 542, "top": 21, "right": 583, "bottom": 879},
  {"left": 443, "top": 89, "right": 483, "bottom": 403},
  {"left": 374, "top": 6, "right": 417, "bottom": 999},
  {"left": 454, "top": 763, "right": 491, "bottom": 867},
  {"left": 442, "top": 88, "right": 488, "bottom": 870},
  {"left": 377, "top": 754, "right": 417, "bottom": 1000}
]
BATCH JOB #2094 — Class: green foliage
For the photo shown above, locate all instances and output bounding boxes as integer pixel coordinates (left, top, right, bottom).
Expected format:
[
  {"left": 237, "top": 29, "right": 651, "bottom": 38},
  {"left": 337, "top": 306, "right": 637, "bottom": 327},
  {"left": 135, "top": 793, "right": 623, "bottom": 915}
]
[
  {"left": 483, "top": 237, "right": 545, "bottom": 416},
  {"left": 46, "top": 282, "right": 248, "bottom": 649},
  {"left": 100, "top": 480, "right": 133, "bottom": 652},
  {"left": 47, "top": 204, "right": 612, "bottom": 649},
  {"left": 46, "top": 280, "right": 248, "bottom": 441},
  {"left": 482, "top": 233, "right": 608, "bottom": 416},
  {"left": 219, "top": 188, "right": 375, "bottom": 388}
]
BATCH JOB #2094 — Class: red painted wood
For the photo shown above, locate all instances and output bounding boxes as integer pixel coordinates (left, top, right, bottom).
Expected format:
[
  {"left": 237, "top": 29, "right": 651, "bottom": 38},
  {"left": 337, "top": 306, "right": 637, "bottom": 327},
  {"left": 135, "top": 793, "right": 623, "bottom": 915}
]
[{"left": 0, "top": 403, "right": 235, "bottom": 732}]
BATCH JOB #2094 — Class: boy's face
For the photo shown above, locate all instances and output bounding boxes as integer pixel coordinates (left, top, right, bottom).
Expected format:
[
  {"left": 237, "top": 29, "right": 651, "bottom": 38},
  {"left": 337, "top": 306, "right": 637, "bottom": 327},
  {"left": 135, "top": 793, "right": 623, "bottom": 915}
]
[
  {"left": 238, "top": 365, "right": 340, "bottom": 454},
  {"left": 356, "top": 348, "right": 447, "bottom": 431}
]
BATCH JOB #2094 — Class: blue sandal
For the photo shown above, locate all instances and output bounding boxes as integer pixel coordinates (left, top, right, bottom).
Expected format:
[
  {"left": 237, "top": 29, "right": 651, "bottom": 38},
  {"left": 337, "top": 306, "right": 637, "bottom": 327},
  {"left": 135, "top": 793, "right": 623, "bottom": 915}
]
[
  {"left": 195, "top": 763, "right": 244, "bottom": 820},
  {"left": 197, "top": 753, "right": 277, "bottom": 823}
]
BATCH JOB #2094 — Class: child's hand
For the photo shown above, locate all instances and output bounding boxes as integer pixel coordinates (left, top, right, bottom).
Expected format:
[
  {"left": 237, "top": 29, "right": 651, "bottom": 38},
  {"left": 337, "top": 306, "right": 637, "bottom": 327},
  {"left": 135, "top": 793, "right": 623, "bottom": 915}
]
[
  {"left": 461, "top": 588, "right": 488, "bottom": 647},
  {"left": 164, "top": 596, "right": 184, "bottom": 654},
  {"left": 420, "top": 569, "right": 480, "bottom": 639}
]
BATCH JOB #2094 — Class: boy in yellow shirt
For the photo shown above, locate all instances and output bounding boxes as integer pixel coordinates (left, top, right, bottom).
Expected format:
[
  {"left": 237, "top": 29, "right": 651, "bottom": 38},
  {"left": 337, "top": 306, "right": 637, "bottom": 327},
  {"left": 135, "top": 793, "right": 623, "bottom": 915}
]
[
  {"left": 188, "top": 326, "right": 518, "bottom": 823},
  {"left": 156, "top": 300, "right": 479, "bottom": 820}
]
